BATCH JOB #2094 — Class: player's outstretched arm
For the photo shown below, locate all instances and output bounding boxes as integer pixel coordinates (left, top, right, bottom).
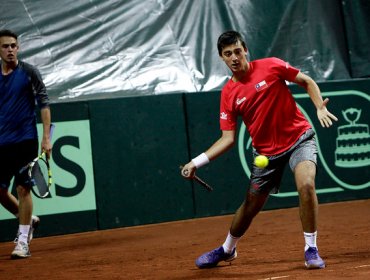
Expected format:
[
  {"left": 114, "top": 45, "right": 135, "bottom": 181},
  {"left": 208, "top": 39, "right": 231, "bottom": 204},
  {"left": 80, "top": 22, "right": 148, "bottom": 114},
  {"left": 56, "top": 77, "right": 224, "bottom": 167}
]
[{"left": 294, "top": 72, "right": 338, "bottom": 128}]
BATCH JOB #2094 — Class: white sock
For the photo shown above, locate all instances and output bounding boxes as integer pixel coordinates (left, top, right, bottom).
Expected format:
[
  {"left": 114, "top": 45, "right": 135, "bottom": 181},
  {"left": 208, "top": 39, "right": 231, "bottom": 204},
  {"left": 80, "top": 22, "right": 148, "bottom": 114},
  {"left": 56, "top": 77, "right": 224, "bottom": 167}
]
[
  {"left": 304, "top": 231, "right": 317, "bottom": 251},
  {"left": 18, "top": 225, "right": 31, "bottom": 244},
  {"left": 222, "top": 232, "right": 240, "bottom": 254}
]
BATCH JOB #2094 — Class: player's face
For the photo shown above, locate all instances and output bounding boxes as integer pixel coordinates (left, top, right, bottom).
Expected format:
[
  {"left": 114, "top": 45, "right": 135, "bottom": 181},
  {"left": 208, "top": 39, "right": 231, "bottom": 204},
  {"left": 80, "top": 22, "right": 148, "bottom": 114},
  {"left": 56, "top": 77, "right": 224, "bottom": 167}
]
[
  {"left": 0, "top": 36, "right": 19, "bottom": 64},
  {"left": 220, "top": 40, "right": 248, "bottom": 74}
]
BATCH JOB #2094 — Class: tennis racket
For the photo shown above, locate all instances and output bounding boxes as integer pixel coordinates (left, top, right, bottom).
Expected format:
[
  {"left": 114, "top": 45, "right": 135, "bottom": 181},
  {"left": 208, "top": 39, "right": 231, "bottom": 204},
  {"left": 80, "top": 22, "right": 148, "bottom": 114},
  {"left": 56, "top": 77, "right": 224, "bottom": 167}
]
[
  {"left": 20, "top": 124, "right": 55, "bottom": 198},
  {"left": 179, "top": 165, "right": 213, "bottom": 192}
]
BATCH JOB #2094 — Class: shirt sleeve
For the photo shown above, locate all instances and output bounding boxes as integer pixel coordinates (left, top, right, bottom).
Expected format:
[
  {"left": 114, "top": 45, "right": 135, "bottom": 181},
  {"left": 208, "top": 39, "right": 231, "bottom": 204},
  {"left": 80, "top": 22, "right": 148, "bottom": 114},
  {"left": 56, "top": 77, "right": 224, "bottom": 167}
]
[
  {"left": 271, "top": 57, "right": 300, "bottom": 82},
  {"left": 31, "top": 68, "right": 49, "bottom": 109},
  {"left": 219, "top": 89, "right": 237, "bottom": 130},
  {"left": 21, "top": 61, "right": 49, "bottom": 109}
]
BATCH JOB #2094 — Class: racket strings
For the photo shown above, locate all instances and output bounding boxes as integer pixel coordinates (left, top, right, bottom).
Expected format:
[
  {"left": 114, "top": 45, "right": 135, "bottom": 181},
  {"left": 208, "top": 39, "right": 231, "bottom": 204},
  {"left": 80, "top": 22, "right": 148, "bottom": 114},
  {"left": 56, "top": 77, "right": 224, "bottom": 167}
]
[{"left": 31, "top": 159, "right": 50, "bottom": 196}]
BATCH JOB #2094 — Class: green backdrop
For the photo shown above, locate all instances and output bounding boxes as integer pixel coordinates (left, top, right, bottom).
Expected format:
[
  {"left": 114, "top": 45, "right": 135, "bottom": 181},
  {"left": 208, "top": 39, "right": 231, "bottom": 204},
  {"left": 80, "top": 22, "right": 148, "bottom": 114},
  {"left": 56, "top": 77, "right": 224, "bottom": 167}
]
[{"left": 0, "top": 79, "right": 369, "bottom": 241}]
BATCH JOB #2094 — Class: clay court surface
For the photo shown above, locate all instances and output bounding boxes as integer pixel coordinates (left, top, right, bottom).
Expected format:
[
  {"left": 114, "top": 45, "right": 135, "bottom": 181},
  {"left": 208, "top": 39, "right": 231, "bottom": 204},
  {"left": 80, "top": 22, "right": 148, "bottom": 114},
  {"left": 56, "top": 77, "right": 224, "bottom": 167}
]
[{"left": 0, "top": 199, "right": 369, "bottom": 280}]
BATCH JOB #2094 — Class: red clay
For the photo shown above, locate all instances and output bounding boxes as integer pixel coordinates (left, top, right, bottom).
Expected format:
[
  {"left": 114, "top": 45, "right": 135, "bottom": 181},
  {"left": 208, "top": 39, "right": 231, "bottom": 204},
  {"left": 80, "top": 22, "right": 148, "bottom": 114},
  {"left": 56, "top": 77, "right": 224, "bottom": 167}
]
[{"left": 1, "top": 199, "right": 369, "bottom": 279}]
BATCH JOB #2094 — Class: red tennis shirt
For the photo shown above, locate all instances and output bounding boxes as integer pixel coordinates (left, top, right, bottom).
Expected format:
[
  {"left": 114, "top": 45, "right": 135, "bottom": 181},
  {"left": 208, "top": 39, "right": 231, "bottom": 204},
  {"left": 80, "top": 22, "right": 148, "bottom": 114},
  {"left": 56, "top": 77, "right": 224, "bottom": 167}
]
[{"left": 220, "top": 57, "right": 312, "bottom": 155}]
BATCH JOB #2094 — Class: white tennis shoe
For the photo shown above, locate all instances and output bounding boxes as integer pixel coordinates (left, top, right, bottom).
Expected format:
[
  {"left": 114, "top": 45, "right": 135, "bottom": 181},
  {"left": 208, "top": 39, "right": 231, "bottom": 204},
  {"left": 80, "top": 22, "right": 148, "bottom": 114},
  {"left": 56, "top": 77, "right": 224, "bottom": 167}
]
[{"left": 11, "top": 241, "right": 31, "bottom": 259}]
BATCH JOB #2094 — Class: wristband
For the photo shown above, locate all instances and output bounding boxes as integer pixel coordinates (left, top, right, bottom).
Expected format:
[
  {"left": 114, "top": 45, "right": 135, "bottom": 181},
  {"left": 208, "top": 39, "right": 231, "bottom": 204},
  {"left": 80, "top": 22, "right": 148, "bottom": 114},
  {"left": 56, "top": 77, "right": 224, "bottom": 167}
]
[{"left": 191, "top": 153, "right": 210, "bottom": 169}]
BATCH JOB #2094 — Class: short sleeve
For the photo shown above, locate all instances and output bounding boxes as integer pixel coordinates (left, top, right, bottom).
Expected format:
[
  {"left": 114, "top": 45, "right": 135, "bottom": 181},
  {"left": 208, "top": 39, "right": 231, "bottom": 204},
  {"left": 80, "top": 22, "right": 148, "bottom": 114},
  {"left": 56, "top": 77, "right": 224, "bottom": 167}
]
[
  {"left": 219, "top": 89, "right": 237, "bottom": 130},
  {"left": 271, "top": 57, "right": 300, "bottom": 82}
]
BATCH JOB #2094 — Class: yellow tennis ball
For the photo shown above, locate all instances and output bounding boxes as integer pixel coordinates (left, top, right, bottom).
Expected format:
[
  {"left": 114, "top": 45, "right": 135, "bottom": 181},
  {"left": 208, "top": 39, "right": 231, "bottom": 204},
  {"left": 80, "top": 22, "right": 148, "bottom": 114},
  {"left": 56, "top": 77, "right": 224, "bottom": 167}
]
[{"left": 254, "top": 155, "right": 269, "bottom": 168}]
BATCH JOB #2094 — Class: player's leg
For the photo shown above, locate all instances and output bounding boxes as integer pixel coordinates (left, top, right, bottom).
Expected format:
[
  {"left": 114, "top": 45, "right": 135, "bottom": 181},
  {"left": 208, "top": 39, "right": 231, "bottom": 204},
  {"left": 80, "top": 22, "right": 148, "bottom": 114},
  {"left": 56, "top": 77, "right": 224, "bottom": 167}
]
[
  {"left": 228, "top": 151, "right": 286, "bottom": 240},
  {"left": 290, "top": 132, "right": 325, "bottom": 269},
  {"left": 0, "top": 187, "right": 39, "bottom": 244},
  {"left": 195, "top": 153, "right": 285, "bottom": 269},
  {"left": 229, "top": 191, "right": 269, "bottom": 237},
  {"left": 295, "top": 161, "right": 318, "bottom": 233},
  {"left": 295, "top": 161, "right": 325, "bottom": 269},
  {"left": 222, "top": 191, "right": 269, "bottom": 254},
  {"left": 11, "top": 140, "right": 38, "bottom": 259},
  {"left": 11, "top": 185, "right": 33, "bottom": 259},
  {"left": 16, "top": 184, "right": 33, "bottom": 226},
  {"left": 195, "top": 192, "right": 270, "bottom": 269},
  {"left": 0, "top": 188, "right": 19, "bottom": 215}
]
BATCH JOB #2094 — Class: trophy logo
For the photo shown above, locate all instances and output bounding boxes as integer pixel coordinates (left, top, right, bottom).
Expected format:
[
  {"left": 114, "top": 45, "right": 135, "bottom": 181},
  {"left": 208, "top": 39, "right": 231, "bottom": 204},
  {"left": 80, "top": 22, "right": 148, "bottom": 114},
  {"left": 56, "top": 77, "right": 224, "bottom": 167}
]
[{"left": 335, "top": 108, "right": 370, "bottom": 168}]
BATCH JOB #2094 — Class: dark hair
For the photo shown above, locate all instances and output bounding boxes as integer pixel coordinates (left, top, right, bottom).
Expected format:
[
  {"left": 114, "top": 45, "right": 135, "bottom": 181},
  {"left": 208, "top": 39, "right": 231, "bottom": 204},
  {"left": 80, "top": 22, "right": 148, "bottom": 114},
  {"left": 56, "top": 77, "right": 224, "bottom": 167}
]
[
  {"left": 0, "top": 29, "right": 18, "bottom": 40},
  {"left": 217, "top": 31, "right": 247, "bottom": 56}
]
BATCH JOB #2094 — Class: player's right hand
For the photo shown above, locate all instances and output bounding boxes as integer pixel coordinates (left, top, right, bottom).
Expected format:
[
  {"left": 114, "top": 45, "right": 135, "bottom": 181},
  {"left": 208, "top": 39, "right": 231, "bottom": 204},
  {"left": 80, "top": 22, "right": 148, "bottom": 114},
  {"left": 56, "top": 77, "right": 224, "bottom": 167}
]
[{"left": 181, "top": 163, "right": 196, "bottom": 179}]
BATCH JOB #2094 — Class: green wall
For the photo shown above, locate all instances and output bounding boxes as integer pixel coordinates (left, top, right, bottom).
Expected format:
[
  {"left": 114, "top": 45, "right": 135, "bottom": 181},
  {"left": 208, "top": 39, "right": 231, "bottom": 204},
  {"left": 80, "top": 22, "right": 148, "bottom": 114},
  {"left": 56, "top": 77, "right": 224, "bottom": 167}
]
[
  {"left": 89, "top": 95, "right": 194, "bottom": 229},
  {"left": 0, "top": 79, "right": 369, "bottom": 241}
]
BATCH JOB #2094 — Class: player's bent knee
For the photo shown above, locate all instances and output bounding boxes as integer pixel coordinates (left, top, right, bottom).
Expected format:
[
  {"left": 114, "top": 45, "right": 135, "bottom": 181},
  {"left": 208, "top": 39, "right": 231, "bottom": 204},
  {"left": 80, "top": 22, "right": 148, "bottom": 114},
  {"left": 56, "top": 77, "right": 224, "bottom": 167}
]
[{"left": 298, "top": 182, "right": 316, "bottom": 197}]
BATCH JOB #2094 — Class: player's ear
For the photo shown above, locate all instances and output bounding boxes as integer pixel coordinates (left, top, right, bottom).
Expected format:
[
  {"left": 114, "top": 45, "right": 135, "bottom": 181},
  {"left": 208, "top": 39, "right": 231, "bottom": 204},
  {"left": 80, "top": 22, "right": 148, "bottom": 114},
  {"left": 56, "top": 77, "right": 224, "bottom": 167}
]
[{"left": 245, "top": 48, "right": 251, "bottom": 61}]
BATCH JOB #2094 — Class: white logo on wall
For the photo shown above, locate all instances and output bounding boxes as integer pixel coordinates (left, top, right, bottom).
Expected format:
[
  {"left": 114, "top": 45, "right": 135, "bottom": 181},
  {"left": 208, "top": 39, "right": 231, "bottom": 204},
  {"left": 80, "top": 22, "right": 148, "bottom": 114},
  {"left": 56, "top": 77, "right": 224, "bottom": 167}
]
[
  {"left": 335, "top": 108, "right": 370, "bottom": 168},
  {"left": 0, "top": 120, "right": 97, "bottom": 220},
  {"left": 238, "top": 90, "right": 370, "bottom": 197}
]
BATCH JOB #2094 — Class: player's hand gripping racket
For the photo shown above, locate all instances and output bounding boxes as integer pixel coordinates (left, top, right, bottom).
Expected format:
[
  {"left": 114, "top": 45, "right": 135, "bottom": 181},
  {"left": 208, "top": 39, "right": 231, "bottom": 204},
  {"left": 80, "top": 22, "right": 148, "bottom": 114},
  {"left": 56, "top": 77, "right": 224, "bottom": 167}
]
[
  {"left": 20, "top": 124, "right": 55, "bottom": 198},
  {"left": 179, "top": 165, "right": 213, "bottom": 192}
]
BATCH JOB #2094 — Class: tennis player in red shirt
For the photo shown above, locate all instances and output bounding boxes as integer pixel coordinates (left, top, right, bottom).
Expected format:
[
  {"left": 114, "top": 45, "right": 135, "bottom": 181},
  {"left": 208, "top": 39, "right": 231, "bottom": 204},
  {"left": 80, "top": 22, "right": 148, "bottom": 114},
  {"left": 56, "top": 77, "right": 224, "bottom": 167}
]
[{"left": 181, "top": 30, "right": 338, "bottom": 269}]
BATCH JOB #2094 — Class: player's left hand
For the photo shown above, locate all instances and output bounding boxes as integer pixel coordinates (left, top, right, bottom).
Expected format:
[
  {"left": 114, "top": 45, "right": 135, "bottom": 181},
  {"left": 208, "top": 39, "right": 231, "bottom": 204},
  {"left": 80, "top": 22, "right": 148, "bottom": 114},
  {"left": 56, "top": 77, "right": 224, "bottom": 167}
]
[
  {"left": 41, "top": 138, "right": 52, "bottom": 159},
  {"left": 317, "top": 98, "right": 338, "bottom": 128}
]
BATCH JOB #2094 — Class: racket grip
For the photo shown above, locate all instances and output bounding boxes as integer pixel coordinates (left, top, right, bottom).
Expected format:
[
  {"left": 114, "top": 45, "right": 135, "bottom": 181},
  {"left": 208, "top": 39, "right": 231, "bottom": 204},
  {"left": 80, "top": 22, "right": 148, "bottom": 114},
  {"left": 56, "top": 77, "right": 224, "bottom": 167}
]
[{"left": 179, "top": 165, "right": 213, "bottom": 192}]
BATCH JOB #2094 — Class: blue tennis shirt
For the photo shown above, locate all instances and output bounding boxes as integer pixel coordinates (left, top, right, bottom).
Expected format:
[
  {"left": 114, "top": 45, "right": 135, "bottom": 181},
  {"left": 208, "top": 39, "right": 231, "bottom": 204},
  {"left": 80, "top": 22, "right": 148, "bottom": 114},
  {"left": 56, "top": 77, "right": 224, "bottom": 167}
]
[{"left": 0, "top": 60, "right": 49, "bottom": 146}]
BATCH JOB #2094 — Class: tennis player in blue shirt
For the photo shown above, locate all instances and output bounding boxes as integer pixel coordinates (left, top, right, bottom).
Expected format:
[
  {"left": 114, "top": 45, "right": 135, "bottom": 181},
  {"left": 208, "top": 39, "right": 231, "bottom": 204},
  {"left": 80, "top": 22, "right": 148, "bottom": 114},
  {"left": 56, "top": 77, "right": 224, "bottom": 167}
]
[{"left": 0, "top": 29, "right": 52, "bottom": 258}]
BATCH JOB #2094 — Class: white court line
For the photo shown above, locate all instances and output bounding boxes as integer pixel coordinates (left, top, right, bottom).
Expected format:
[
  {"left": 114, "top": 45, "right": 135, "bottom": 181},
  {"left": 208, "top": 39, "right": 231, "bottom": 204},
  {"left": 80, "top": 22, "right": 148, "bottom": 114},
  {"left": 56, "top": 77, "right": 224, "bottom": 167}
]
[
  {"left": 258, "top": 276, "right": 290, "bottom": 280},
  {"left": 354, "top": 264, "right": 370, "bottom": 269}
]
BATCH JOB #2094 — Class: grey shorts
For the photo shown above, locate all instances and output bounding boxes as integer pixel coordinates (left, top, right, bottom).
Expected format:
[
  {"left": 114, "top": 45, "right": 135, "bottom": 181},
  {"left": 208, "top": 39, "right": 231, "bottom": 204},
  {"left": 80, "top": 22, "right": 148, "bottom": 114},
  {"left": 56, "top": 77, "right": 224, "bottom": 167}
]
[{"left": 249, "top": 129, "right": 317, "bottom": 195}]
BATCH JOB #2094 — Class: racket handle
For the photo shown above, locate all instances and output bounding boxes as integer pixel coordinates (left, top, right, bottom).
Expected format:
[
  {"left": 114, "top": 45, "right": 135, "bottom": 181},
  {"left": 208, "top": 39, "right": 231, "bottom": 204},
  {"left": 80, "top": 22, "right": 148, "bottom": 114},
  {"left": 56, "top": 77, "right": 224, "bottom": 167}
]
[{"left": 179, "top": 165, "right": 213, "bottom": 192}]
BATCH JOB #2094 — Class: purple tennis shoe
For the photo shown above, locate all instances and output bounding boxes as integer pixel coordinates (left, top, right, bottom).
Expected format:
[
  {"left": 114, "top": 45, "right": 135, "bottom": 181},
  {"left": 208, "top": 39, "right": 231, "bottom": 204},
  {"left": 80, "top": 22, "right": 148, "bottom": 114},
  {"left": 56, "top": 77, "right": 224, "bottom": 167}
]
[
  {"left": 196, "top": 246, "right": 237, "bottom": 268},
  {"left": 305, "top": 247, "right": 325, "bottom": 269}
]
